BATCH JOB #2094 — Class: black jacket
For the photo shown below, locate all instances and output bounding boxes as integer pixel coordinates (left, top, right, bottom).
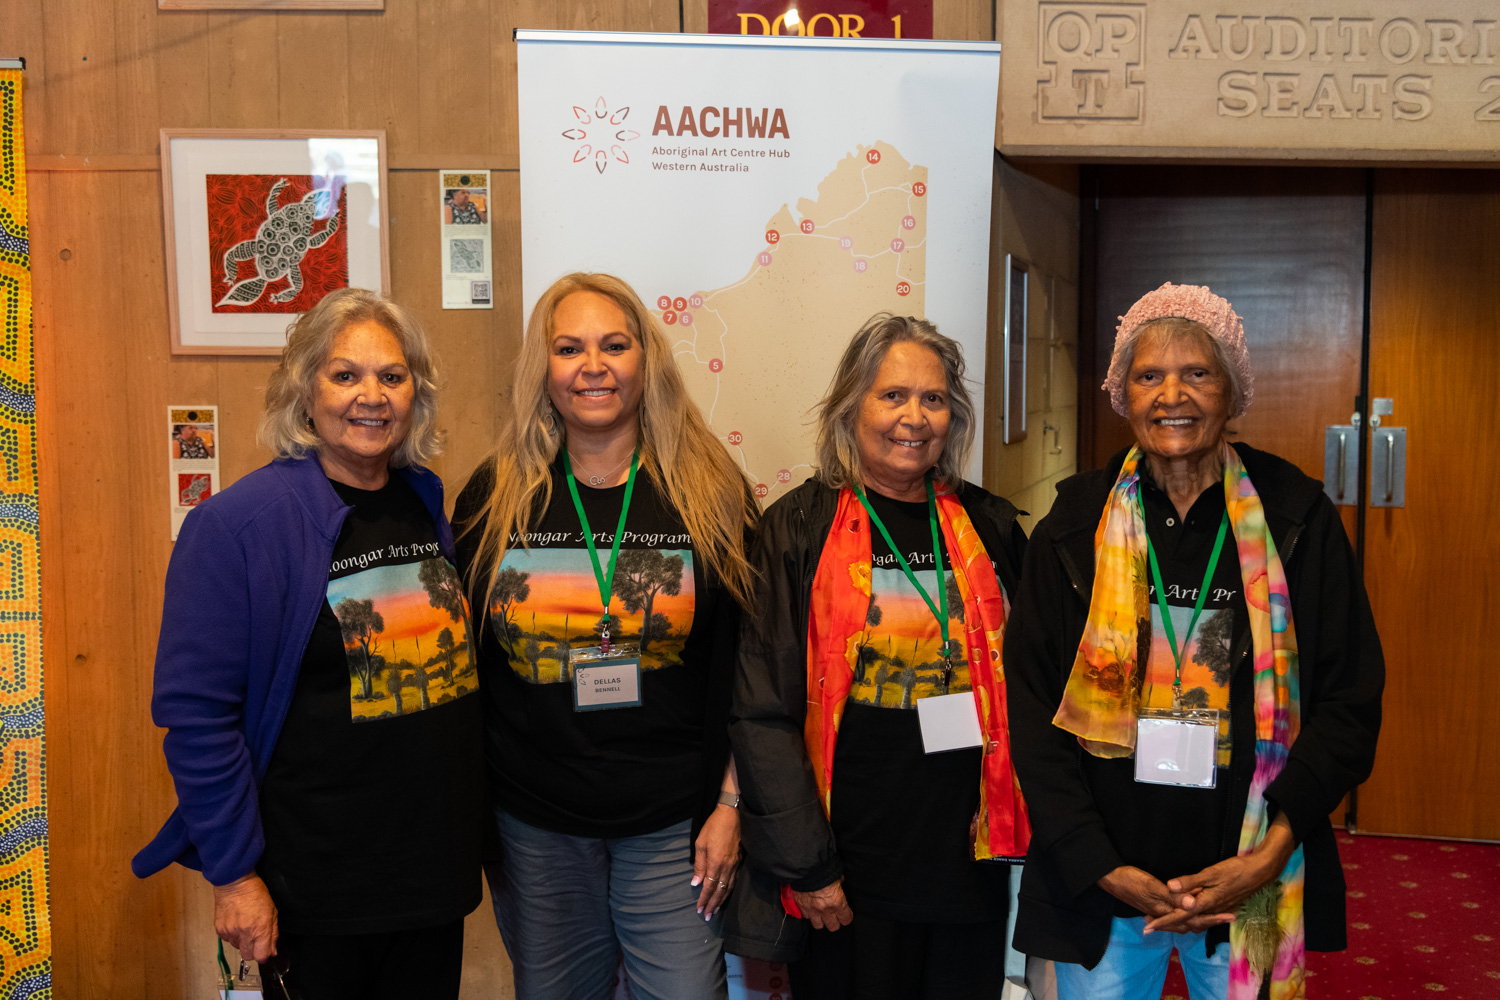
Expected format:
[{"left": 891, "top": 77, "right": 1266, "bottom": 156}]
[
  {"left": 725, "top": 476, "right": 1027, "bottom": 960},
  {"left": 1004, "top": 443, "right": 1384, "bottom": 967}
]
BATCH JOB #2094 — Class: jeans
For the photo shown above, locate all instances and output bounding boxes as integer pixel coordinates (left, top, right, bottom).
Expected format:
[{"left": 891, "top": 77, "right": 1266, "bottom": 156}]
[
  {"left": 486, "top": 808, "right": 728, "bottom": 1000},
  {"left": 1053, "top": 916, "right": 1229, "bottom": 1000}
]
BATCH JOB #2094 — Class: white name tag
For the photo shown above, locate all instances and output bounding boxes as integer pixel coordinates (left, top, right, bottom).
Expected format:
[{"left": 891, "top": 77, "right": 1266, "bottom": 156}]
[
  {"left": 573, "top": 646, "right": 643, "bottom": 712},
  {"left": 917, "top": 691, "right": 984, "bottom": 753},
  {"left": 1134, "top": 710, "right": 1219, "bottom": 788}
]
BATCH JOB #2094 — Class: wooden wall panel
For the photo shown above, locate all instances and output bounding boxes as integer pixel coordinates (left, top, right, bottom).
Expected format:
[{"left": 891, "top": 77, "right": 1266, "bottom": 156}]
[{"left": 2, "top": 0, "right": 1007, "bottom": 994}]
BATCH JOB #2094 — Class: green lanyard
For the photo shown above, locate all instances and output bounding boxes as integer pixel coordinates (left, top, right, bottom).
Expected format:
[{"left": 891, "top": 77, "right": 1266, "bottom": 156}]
[
  {"left": 853, "top": 476, "right": 956, "bottom": 679},
  {"left": 1140, "top": 492, "right": 1230, "bottom": 699},
  {"left": 563, "top": 449, "right": 640, "bottom": 649}
]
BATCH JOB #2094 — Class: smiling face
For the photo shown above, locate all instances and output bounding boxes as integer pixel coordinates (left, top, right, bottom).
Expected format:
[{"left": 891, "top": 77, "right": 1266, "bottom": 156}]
[
  {"left": 546, "top": 290, "right": 643, "bottom": 444},
  {"left": 1125, "top": 323, "right": 1232, "bottom": 469},
  {"left": 310, "top": 319, "right": 415, "bottom": 488},
  {"left": 855, "top": 341, "right": 952, "bottom": 499}
]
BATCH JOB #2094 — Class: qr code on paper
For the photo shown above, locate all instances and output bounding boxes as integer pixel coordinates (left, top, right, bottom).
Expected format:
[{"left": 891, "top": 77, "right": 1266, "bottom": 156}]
[
  {"left": 470, "top": 280, "right": 492, "bottom": 304},
  {"left": 450, "top": 238, "right": 485, "bottom": 274}
]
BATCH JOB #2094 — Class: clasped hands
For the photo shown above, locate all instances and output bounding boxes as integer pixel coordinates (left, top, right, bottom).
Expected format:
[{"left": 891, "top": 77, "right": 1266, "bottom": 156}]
[{"left": 1098, "top": 814, "right": 1295, "bottom": 936}]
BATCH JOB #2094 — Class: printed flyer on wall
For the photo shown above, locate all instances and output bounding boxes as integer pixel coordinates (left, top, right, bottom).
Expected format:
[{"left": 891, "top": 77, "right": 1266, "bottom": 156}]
[{"left": 167, "top": 405, "right": 220, "bottom": 540}]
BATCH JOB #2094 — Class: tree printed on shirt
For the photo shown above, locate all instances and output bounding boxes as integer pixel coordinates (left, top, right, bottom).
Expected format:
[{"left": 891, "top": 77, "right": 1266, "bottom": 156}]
[
  {"left": 615, "top": 550, "right": 684, "bottom": 654},
  {"left": 945, "top": 572, "right": 966, "bottom": 624},
  {"left": 1179, "top": 685, "right": 1211, "bottom": 709},
  {"left": 419, "top": 558, "right": 468, "bottom": 674},
  {"left": 490, "top": 567, "right": 531, "bottom": 643},
  {"left": 336, "top": 597, "right": 385, "bottom": 699},
  {"left": 435, "top": 627, "right": 457, "bottom": 684},
  {"left": 1193, "top": 608, "right": 1234, "bottom": 687},
  {"left": 380, "top": 655, "right": 405, "bottom": 716}
]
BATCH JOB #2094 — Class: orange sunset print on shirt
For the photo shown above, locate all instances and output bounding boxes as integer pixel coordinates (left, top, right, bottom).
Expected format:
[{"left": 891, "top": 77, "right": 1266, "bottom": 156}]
[
  {"left": 847, "top": 565, "right": 969, "bottom": 709},
  {"left": 489, "top": 548, "right": 696, "bottom": 683},
  {"left": 329, "top": 556, "right": 476, "bottom": 722}
]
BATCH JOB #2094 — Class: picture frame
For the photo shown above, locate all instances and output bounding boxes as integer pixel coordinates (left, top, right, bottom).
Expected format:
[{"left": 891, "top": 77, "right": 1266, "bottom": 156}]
[
  {"left": 1002, "top": 254, "right": 1028, "bottom": 444},
  {"left": 158, "top": 1, "right": 383, "bottom": 10},
  {"left": 160, "top": 128, "right": 390, "bottom": 356}
]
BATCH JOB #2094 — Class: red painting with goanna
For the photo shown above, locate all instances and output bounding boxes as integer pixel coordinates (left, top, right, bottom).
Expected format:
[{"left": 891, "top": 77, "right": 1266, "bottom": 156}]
[{"left": 206, "top": 174, "right": 349, "bottom": 314}]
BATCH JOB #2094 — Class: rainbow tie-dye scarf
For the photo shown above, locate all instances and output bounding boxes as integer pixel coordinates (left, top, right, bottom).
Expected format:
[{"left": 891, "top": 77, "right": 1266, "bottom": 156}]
[
  {"left": 1053, "top": 445, "right": 1305, "bottom": 1000},
  {"left": 804, "top": 486, "right": 1031, "bottom": 860}
]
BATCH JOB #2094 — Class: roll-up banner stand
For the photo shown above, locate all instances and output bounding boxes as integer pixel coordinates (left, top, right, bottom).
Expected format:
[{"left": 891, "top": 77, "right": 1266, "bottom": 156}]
[{"left": 517, "top": 30, "right": 1001, "bottom": 502}]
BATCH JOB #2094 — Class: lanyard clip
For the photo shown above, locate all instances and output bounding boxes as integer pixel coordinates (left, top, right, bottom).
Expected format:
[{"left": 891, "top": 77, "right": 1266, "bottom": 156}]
[{"left": 599, "top": 611, "right": 611, "bottom": 654}]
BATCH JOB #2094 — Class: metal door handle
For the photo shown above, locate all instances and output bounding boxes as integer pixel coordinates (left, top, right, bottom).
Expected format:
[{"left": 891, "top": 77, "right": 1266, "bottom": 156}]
[
  {"left": 1337, "top": 432, "right": 1347, "bottom": 496},
  {"left": 1384, "top": 432, "right": 1395, "bottom": 502}
]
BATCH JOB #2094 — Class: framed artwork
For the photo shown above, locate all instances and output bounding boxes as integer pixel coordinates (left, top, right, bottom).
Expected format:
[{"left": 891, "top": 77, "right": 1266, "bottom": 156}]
[
  {"left": 158, "top": 1, "right": 383, "bottom": 10},
  {"left": 160, "top": 129, "right": 389, "bottom": 356},
  {"left": 1002, "top": 254, "right": 1028, "bottom": 444}
]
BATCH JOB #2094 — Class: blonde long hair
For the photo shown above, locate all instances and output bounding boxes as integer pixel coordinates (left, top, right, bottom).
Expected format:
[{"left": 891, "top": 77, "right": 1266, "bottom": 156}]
[{"left": 461, "top": 272, "right": 758, "bottom": 611}]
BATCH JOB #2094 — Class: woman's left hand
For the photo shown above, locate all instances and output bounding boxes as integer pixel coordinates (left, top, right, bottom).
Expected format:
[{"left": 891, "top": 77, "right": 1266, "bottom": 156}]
[
  {"left": 691, "top": 803, "right": 742, "bottom": 919},
  {"left": 1144, "top": 814, "right": 1296, "bottom": 935}
]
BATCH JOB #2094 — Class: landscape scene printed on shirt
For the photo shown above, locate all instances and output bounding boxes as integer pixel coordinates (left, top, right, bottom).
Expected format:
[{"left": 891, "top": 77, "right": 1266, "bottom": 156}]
[
  {"left": 330, "top": 557, "right": 475, "bottom": 722},
  {"left": 847, "top": 565, "right": 970, "bottom": 710},
  {"left": 489, "top": 548, "right": 695, "bottom": 684},
  {"left": 1143, "top": 603, "right": 1235, "bottom": 764}
]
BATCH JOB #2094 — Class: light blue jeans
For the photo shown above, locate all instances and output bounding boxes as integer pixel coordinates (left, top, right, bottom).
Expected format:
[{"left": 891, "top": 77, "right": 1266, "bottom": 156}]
[
  {"left": 1053, "top": 916, "right": 1229, "bottom": 1000},
  {"left": 485, "top": 808, "right": 728, "bottom": 1000}
]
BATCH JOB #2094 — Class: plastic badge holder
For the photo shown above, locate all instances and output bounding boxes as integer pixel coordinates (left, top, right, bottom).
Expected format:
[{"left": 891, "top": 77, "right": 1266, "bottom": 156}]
[
  {"left": 571, "top": 642, "right": 643, "bottom": 711},
  {"left": 1134, "top": 708, "right": 1219, "bottom": 788}
]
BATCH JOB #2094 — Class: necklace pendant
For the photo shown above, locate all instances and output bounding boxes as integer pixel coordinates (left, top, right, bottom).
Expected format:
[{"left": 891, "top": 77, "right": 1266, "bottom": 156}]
[{"left": 588, "top": 474, "right": 606, "bottom": 486}]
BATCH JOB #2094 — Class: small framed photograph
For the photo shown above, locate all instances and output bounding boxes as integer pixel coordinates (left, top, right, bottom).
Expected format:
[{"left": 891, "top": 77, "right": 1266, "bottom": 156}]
[
  {"left": 160, "top": 129, "right": 389, "bottom": 356},
  {"left": 158, "top": 1, "right": 383, "bottom": 10},
  {"left": 1002, "top": 254, "right": 1028, "bottom": 444}
]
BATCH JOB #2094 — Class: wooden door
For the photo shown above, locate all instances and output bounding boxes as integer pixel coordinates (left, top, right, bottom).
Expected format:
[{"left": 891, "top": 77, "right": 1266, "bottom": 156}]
[
  {"left": 1083, "top": 167, "right": 1367, "bottom": 500},
  {"left": 1355, "top": 170, "right": 1500, "bottom": 840}
]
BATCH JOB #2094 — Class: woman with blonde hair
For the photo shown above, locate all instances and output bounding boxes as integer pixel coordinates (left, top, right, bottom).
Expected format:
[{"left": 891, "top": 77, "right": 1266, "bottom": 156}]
[
  {"left": 455, "top": 272, "right": 758, "bottom": 1000},
  {"left": 136, "top": 287, "right": 483, "bottom": 999}
]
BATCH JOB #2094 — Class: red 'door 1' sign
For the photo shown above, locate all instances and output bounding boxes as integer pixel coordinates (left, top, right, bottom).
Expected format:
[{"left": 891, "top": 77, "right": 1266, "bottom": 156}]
[{"left": 708, "top": 0, "right": 932, "bottom": 39}]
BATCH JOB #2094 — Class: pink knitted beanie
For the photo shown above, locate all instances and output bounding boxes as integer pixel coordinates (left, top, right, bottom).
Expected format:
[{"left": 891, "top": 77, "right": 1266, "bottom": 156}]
[{"left": 1102, "top": 282, "right": 1252, "bottom": 418}]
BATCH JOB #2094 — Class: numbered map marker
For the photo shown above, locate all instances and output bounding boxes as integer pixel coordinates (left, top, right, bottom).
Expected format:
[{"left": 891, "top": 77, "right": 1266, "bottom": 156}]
[
  {"left": 728, "top": 431, "right": 743, "bottom": 445},
  {"left": 680, "top": 312, "right": 694, "bottom": 326},
  {"left": 754, "top": 484, "right": 769, "bottom": 498},
  {"left": 913, "top": 181, "right": 927, "bottom": 196},
  {"left": 800, "top": 219, "right": 815, "bottom": 234},
  {"left": 839, "top": 236, "right": 852, "bottom": 249},
  {"left": 758, "top": 252, "right": 772, "bottom": 267},
  {"left": 690, "top": 294, "right": 703, "bottom": 308},
  {"left": 673, "top": 296, "right": 687, "bottom": 312},
  {"left": 663, "top": 311, "right": 678, "bottom": 325},
  {"left": 896, "top": 281, "right": 912, "bottom": 296},
  {"left": 709, "top": 358, "right": 724, "bottom": 373},
  {"left": 854, "top": 259, "right": 868, "bottom": 273},
  {"left": 866, "top": 149, "right": 881, "bottom": 164},
  {"left": 891, "top": 238, "right": 905, "bottom": 253},
  {"left": 902, "top": 216, "right": 916, "bottom": 230},
  {"left": 657, "top": 295, "right": 672, "bottom": 310},
  {"left": 777, "top": 469, "right": 791, "bottom": 483},
  {"left": 766, "top": 229, "right": 780, "bottom": 244}
]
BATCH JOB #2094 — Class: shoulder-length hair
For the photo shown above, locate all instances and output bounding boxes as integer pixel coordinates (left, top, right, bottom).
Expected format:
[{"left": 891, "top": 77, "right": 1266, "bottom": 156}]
[
  {"left": 460, "top": 272, "right": 758, "bottom": 610},
  {"left": 814, "top": 313, "right": 976, "bottom": 492},
  {"left": 258, "top": 287, "right": 443, "bottom": 468}
]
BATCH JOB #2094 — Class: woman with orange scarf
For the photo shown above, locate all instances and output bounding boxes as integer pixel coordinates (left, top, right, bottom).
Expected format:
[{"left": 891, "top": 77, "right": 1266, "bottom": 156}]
[
  {"left": 1004, "top": 283, "right": 1384, "bottom": 1000},
  {"left": 727, "top": 314, "right": 1031, "bottom": 999}
]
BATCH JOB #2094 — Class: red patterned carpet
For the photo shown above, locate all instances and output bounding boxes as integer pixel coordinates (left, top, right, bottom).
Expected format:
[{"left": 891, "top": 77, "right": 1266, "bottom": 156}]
[{"left": 1162, "top": 833, "right": 1500, "bottom": 998}]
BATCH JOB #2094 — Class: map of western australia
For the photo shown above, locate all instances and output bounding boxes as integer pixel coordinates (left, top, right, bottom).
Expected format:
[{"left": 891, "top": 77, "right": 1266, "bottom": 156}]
[{"left": 653, "top": 142, "right": 928, "bottom": 505}]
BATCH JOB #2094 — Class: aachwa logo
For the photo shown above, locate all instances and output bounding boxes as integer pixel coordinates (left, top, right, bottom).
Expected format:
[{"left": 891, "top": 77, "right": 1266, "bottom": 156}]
[{"left": 561, "top": 97, "right": 641, "bottom": 174}]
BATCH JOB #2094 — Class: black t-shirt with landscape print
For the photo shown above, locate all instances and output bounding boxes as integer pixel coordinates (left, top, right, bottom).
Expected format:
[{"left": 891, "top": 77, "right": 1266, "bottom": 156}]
[
  {"left": 257, "top": 475, "right": 484, "bottom": 935},
  {"left": 455, "top": 459, "right": 736, "bottom": 840},
  {"left": 831, "top": 488, "right": 1009, "bottom": 925}
]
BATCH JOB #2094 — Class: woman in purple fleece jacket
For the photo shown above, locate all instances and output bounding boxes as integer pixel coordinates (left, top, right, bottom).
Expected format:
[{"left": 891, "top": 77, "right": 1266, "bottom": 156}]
[{"left": 134, "top": 288, "right": 484, "bottom": 1000}]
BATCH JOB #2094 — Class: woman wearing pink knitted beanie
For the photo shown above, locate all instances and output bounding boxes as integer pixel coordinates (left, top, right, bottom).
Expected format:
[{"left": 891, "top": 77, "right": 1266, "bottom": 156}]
[{"left": 1004, "top": 283, "right": 1384, "bottom": 1000}]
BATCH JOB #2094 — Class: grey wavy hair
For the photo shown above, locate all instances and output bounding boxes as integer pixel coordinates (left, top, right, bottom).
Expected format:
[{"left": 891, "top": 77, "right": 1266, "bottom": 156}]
[
  {"left": 258, "top": 287, "right": 443, "bottom": 467},
  {"left": 1114, "top": 317, "right": 1247, "bottom": 418},
  {"left": 814, "top": 313, "right": 976, "bottom": 491}
]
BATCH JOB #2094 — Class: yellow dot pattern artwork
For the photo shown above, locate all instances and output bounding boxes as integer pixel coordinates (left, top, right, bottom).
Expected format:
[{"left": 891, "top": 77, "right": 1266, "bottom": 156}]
[{"left": 0, "top": 68, "right": 51, "bottom": 995}]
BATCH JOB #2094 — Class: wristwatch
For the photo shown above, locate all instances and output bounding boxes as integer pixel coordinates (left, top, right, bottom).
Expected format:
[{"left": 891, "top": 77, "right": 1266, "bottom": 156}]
[{"left": 718, "top": 790, "right": 741, "bottom": 809}]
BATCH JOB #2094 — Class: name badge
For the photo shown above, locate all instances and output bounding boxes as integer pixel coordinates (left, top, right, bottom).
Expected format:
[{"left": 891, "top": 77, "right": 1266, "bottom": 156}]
[
  {"left": 1134, "top": 708, "right": 1219, "bottom": 788},
  {"left": 916, "top": 691, "right": 984, "bottom": 754},
  {"left": 572, "top": 643, "right": 643, "bottom": 712}
]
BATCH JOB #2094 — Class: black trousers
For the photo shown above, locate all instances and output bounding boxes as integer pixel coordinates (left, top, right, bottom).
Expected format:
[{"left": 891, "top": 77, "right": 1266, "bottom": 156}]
[
  {"left": 789, "top": 914, "right": 1008, "bottom": 1000},
  {"left": 269, "top": 918, "right": 464, "bottom": 1000}
]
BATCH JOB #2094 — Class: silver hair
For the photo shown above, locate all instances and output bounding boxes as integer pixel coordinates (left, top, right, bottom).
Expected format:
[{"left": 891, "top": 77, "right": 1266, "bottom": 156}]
[
  {"left": 1114, "top": 317, "right": 1246, "bottom": 418},
  {"left": 258, "top": 287, "right": 443, "bottom": 468},
  {"left": 814, "top": 313, "right": 976, "bottom": 491}
]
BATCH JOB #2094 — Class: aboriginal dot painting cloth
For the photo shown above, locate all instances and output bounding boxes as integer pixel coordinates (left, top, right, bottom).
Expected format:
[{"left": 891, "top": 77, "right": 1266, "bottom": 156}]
[{"left": 0, "top": 68, "right": 52, "bottom": 996}]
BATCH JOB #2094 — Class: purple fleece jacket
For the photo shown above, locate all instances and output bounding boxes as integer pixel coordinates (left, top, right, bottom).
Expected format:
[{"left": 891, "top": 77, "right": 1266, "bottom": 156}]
[{"left": 132, "top": 454, "right": 453, "bottom": 885}]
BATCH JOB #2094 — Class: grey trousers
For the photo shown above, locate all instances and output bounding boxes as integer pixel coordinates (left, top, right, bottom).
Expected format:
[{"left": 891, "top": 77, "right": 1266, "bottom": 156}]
[{"left": 486, "top": 808, "right": 729, "bottom": 1000}]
